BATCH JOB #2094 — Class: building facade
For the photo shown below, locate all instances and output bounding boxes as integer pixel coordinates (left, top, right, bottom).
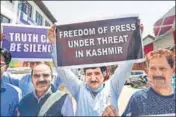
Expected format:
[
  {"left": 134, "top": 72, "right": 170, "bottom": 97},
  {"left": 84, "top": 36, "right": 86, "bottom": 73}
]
[
  {"left": 153, "top": 6, "right": 175, "bottom": 49},
  {"left": 1, "top": 1, "right": 57, "bottom": 67},
  {"left": 134, "top": 6, "right": 175, "bottom": 71},
  {"left": 143, "top": 35, "right": 155, "bottom": 55},
  {"left": 1, "top": 1, "right": 57, "bottom": 26}
]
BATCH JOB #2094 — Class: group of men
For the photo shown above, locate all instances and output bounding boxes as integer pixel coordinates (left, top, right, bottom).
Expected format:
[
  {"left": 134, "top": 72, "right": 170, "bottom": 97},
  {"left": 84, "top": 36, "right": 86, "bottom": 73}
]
[{"left": 0, "top": 23, "right": 175, "bottom": 116}]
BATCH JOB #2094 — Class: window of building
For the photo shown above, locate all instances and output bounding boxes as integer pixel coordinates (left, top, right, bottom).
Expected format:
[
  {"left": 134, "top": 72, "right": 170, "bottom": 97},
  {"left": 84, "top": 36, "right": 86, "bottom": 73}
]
[
  {"left": 0, "top": 14, "right": 11, "bottom": 23},
  {"left": 18, "top": 1, "right": 32, "bottom": 18},
  {"left": 45, "top": 20, "right": 50, "bottom": 27},
  {"left": 35, "top": 11, "right": 43, "bottom": 26}
]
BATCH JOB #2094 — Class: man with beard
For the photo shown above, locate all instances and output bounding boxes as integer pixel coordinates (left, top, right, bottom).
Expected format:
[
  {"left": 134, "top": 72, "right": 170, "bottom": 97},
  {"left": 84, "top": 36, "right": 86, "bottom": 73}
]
[
  {"left": 122, "top": 48, "right": 175, "bottom": 116},
  {"left": 18, "top": 62, "right": 73, "bottom": 116}
]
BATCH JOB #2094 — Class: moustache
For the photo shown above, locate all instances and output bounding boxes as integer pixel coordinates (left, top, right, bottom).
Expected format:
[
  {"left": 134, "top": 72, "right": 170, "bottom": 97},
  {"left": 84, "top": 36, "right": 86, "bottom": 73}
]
[
  {"left": 90, "top": 81, "right": 98, "bottom": 84},
  {"left": 152, "top": 76, "right": 165, "bottom": 80},
  {"left": 36, "top": 81, "right": 47, "bottom": 86}
]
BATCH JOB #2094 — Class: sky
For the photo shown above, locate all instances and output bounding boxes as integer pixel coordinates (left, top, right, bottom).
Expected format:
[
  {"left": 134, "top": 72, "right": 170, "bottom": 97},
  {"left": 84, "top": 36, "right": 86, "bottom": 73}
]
[{"left": 43, "top": 1, "right": 175, "bottom": 38}]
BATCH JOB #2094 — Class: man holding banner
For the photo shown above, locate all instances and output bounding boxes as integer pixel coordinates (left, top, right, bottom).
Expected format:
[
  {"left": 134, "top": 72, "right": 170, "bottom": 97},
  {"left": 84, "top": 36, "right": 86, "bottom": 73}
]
[{"left": 48, "top": 16, "right": 144, "bottom": 116}]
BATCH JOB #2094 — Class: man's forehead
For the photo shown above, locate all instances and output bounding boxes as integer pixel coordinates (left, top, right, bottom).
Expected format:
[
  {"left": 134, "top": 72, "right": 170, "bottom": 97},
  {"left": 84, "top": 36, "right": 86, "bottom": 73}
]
[
  {"left": 149, "top": 56, "right": 168, "bottom": 63},
  {"left": 33, "top": 64, "right": 51, "bottom": 72},
  {"left": 33, "top": 69, "right": 51, "bottom": 73},
  {"left": 149, "top": 57, "right": 171, "bottom": 67},
  {"left": 86, "top": 67, "right": 101, "bottom": 72}
]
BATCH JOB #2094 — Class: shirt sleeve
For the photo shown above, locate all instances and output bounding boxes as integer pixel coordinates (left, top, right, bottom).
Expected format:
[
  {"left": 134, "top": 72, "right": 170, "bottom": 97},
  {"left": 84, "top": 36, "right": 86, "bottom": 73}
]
[
  {"left": 122, "top": 94, "right": 139, "bottom": 116},
  {"left": 12, "top": 88, "right": 22, "bottom": 116},
  {"left": 52, "top": 75, "right": 62, "bottom": 90},
  {"left": 61, "top": 95, "right": 74, "bottom": 116},
  {"left": 110, "top": 61, "right": 133, "bottom": 110},
  {"left": 51, "top": 44, "right": 81, "bottom": 101},
  {"left": 3, "top": 72, "right": 22, "bottom": 87}
]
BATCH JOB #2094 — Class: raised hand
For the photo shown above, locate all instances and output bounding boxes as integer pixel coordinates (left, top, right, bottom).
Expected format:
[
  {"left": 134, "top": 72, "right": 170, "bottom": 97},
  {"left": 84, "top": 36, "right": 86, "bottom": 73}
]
[
  {"left": 102, "top": 105, "right": 118, "bottom": 116},
  {"left": 48, "top": 24, "right": 56, "bottom": 44},
  {"left": 0, "top": 33, "right": 5, "bottom": 42}
]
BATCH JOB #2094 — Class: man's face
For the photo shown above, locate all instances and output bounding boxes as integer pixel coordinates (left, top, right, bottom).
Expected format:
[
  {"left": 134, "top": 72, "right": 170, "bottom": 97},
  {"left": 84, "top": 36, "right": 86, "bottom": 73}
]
[
  {"left": 32, "top": 64, "right": 53, "bottom": 94},
  {"left": 147, "top": 56, "right": 174, "bottom": 89},
  {"left": 85, "top": 68, "right": 104, "bottom": 90},
  {"left": 0, "top": 55, "right": 8, "bottom": 77}
]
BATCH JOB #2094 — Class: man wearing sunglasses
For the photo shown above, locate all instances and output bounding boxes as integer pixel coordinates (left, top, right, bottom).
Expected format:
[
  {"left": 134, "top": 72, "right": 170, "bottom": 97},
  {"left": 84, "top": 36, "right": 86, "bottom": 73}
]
[
  {"left": 18, "top": 62, "right": 73, "bottom": 116},
  {"left": 0, "top": 47, "right": 22, "bottom": 116}
]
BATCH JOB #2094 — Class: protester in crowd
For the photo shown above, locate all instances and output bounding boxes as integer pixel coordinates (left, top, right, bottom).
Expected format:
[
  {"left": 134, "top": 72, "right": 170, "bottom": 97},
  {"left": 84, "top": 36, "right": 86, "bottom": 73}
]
[
  {"left": 48, "top": 24, "right": 135, "bottom": 116},
  {"left": 122, "top": 48, "right": 175, "bottom": 116},
  {"left": 0, "top": 47, "right": 22, "bottom": 116},
  {"left": 18, "top": 62, "right": 74, "bottom": 116},
  {"left": 0, "top": 33, "right": 20, "bottom": 86},
  {"left": 19, "top": 61, "right": 62, "bottom": 96},
  {"left": 0, "top": 33, "right": 62, "bottom": 97}
]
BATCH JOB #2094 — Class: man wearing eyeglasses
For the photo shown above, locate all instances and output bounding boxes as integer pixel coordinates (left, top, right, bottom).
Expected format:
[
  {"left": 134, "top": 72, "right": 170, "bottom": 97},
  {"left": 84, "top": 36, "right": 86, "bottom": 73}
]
[
  {"left": 18, "top": 62, "right": 74, "bottom": 116},
  {"left": 18, "top": 61, "right": 63, "bottom": 97},
  {"left": 0, "top": 33, "right": 62, "bottom": 97},
  {"left": 0, "top": 47, "right": 22, "bottom": 116}
]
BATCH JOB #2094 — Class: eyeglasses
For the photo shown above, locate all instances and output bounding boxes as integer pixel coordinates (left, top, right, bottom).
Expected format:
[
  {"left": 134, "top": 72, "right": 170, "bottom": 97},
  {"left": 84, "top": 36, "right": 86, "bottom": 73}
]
[
  {"left": 32, "top": 73, "right": 51, "bottom": 78},
  {"left": 0, "top": 62, "right": 6, "bottom": 67}
]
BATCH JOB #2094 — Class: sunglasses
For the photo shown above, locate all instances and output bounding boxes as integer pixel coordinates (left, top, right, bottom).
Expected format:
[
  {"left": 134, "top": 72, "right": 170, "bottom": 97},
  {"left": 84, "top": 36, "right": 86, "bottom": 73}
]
[{"left": 32, "top": 73, "right": 51, "bottom": 78}]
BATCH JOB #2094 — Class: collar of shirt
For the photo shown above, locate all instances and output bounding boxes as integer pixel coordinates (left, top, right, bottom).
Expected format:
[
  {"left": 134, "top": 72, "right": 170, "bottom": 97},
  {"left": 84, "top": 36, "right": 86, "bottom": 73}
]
[
  {"left": 150, "top": 87, "right": 175, "bottom": 98},
  {"left": 33, "top": 86, "right": 52, "bottom": 103},
  {"left": 0, "top": 80, "right": 7, "bottom": 93},
  {"left": 86, "top": 83, "right": 105, "bottom": 98}
]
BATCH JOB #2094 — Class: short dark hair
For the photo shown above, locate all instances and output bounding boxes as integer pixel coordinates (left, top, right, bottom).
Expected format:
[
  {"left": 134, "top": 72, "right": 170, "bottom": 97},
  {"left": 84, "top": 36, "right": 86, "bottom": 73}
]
[
  {"left": 83, "top": 66, "right": 107, "bottom": 73},
  {"left": 0, "top": 48, "right": 12, "bottom": 65}
]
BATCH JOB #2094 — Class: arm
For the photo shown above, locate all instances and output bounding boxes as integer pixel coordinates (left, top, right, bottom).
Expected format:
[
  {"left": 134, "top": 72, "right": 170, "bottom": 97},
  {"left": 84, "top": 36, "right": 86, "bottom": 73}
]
[
  {"left": 61, "top": 95, "right": 74, "bottom": 116},
  {"left": 2, "top": 72, "right": 22, "bottom": 87},
  {"left": 110, "top": 20, "right": 144, "bottom": 112},
  {"left": 110, "top": 61, "right": 133, "bottom": 110},
  {"left": 52, "top": 75, "right": 62, "bottom": 90},
  {"left": 51, "top": 42, "right": 81, "bottom": 100},
  {"left": 12, "top": 88, "right": 22, "bottom": 116},
  {"left": 0, "top": 33, "right": 5, "bottom": 41}
]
